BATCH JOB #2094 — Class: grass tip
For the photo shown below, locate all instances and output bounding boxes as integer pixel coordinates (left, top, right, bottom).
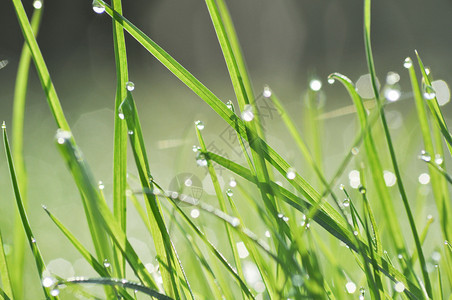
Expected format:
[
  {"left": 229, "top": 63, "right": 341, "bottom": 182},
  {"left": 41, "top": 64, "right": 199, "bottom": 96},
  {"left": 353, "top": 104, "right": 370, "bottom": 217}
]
[{"left": 1, "top": 121, "right": 6, "bottom": 129}]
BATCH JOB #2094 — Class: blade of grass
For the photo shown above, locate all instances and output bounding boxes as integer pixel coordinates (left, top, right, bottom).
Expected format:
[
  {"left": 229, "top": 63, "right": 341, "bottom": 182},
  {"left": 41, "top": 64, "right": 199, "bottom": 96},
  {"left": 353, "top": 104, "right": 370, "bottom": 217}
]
[
  {"left": 11, "top": 5, "right": 43, "bottom": 298},
  {"left": 364, "top": 0, "right": 432, "bottom": 295},
  {"left": 0, "top": 229, "right": 13, "bottom": 299},
  {"left": 55, "top": 129, "right": 158, "bottom": 291},
  {"left": 111, "top": 0, "right": 129, "bottom": 279},
  {"left": 42, "top": 206, "right": 135, "bottom": 300},
  {"left": 3, "top": 123, "right": 57, "bottom": 299},
  {"left": 119, "top": 91, "right": 192, "bottom": 299}
]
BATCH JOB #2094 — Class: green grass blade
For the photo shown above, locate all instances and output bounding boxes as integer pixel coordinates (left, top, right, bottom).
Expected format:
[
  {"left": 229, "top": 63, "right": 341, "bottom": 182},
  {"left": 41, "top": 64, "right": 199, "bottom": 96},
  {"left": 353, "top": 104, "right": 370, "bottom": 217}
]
[
  {"left": 56, "top": 278, "right": 172, "bottom": 300},
  {"left": 0, "top": 229, "right": 13, "bottom": 299},
  {"left": 363, "top": 1, "right": 432, "bottom": 295},
  {"left": 10, "top": 0, "right": 70, "bottom": 131},
  {"left": 406, "top": 57, "right": 452, "bottom": 243},
  {"left": 42, "top": 207, "right": 134, "bottom": 300},
  {"left": 54, "top": 130, "right": 158, "bottom": 291},
  {"left": 111, "top": 0, "right": 129, "bottom": 279},
  {"left": 11, "top": 5, "right": 43, "bottom": 298},
  {"left": 2, "top": 124, "right": 57, "bottom": 299},
  {"left": 119, "top": 92, "right": 191, "bottom": 299}
]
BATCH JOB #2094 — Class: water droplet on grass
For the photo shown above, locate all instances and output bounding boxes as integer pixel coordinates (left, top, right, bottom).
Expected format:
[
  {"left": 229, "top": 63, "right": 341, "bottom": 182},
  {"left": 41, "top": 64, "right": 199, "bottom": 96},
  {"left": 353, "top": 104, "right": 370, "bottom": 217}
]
[
  {"left": 403, "top": 57, "right": 413, "bottom": 69},
  {"left": 33, "top": 0, "right": 42, "bottom": 9},
  {"left": 192, "top": 145, "right": 200, "bottom": 152},
  {"left": 190, "top": 209, "right": 200, "bottom": 218},
  {"left": 237, "top": 241, "right": 249, "bottom": 258},
  {"left": 42, "top": 277, "right": 55, "bottom": 288},
  {"left": 327, "top": 77, "right": 335, "bottom": 84},
  {"left": 423, "top": 85, "right": 436, "bottom": 100},
  {"left": 92, "top": 0, "right": 105, "bottom": 14},
  {"left": 264, "top": 230, "right": 271, "bottom": 238},
  {"left": 351, "top": 147, "right": 359, "bottom": 155},
  {"left": 383, "top": 170, "right": 396, "bottom": 187},
  {"left": 103, "top": 259, "right": 110, "bottom": 268},
  {"left": 345, "top": 281, "right": 356, "bottom": 294},
  {"left": 394, "top": 282, "right": 405, "bottom": 292},
  {"left": 226, "top": 189, "right": 233, "bottom": 196},
  {"left": 343, "top": 199, "right": 350, "bottom": 207},
  {"left": 98, "top": 181, "right": 104, "bottom": 190},
  {"left": 339, "top": 184, "right": 345, "bottom": 190},
  {"left": 56, "top": 130, "right": 72, "bottom": 144},
  {"left": 435, "top": 154, "right": 443, "bottom": 164},
  {"left": 358, "top": 185, "right": 366, "bottom": 194},
  {"left": 126, "top": 81, "right": 135, "bottom": 91},
  {"left": 286, "top": 168, "right": 296, "bottom": 180},
  {"left": 384, "top": 86, "right": 401, "bottom": 102},
  {"left": 263, "top": 86, "right": 272, "bottom": 98},
  {"left": 309, "top": 79, "right": 322, "bottom": 91},
  {"left": 241, "top": 105, "right": 254, "bottom": 121},
  {"left": 1, "top": 121, "right": 6, "bottom": 129},
  {"left": 229, "top": 178, "right": 237, "bottom": 187},
  {"left": 127, "top": 130, "right": 133, "bottom": 135},
  {"left": 419, "top": 150, "right": 431, "bottom": 162},
  {"left": 195, "top": 120, "right": 205, "bottom": 130},
  {"left": 50, "top": 288, "right": 60, "bottom": 296},
  {"left": 226, "top": 100, "right": 234, "bottom": 110},
  {"left": 231, "top": 218, "right": 240, "bottom": 227},
  {"left": 196, "top": 152, "right": 207, "bottom": 167},
  {"left": 31, "top": 237, "right": 36, "bottom": 243}
]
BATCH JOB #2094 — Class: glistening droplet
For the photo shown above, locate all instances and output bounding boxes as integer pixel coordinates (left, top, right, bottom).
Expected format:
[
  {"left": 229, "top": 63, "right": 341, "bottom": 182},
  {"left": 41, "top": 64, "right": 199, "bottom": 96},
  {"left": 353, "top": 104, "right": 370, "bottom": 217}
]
[
  {"left": 403, "top": 57, "right": 412, "bottom": 69},
  {"left": 423, "top": 85, "right": 436, "bottom": 100},
  {"left": 241, "top": 105, "right": 254, "bottom": 122},
  {"left": 126, "top": 81, "right": 135, "bottom": 91},
  {"left": 92, "top": 0, "right": 105, "bottom": 14},
  {"left": 195, "top": 120, "right": 205, "bottom": 130}
]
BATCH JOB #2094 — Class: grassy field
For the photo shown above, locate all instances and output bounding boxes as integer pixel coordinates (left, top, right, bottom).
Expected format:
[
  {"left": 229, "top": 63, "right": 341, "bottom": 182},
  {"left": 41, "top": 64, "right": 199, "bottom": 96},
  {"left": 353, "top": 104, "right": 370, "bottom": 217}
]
[{"left": 1, "top": 0, "right": 451, "bottom": 299}]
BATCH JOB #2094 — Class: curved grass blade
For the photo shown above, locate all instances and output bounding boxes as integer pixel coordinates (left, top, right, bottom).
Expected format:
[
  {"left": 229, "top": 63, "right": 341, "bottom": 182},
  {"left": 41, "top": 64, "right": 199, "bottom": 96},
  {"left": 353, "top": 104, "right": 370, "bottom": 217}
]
[
  {"left": 111, "top": 0, "right": 129, "bottom": 279},
  {"left": 2, "top": 123, "right": 57, "bottom": 299},
  {"left": 54, "top": 130, "right": 157, "bottom": 291},
  {"left": 119, "top": 92, "right": 192, "bottom": 299},
  {"left": 0, "top": 229, "right": 13, "bottom": 299},
  {"left": 55, "top": 277, "right": 172, "bottom": 300},
  {"left": 363, "top": 1, "right": 432, "bottom": 295},
  {"left": 11, "top": 5, "right": 43, "bottom": 298},
  {"left": 42, "top": 206, "right": 135, "bottom": 300}
]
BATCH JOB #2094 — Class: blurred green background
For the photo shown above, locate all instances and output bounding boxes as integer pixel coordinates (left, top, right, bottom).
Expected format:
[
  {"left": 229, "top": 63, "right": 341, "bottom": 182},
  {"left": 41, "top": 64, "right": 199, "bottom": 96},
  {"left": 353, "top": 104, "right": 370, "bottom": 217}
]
[{"left": 1, "top": 0, "right": 452, "bottom": 298}]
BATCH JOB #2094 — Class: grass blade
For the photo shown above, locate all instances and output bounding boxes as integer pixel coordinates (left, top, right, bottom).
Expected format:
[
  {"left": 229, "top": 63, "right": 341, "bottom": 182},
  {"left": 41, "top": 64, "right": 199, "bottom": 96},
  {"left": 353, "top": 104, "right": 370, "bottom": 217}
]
[
  {"left": 363, "top": 0, "right": 432, "bottom": 295},
  {"left": 111, "top": 0, "right": 129, "bottom": 279},
  {"left": 0, "top": 229, "right": 13, "bottom": 299},
  {"left": 11, "top": 5, "right": 43, "bottom": 298},
  {"left": 2, "top": 123, "right": 57, "bottom": 299},
  {"left": 119, "top": 92, "right": 192, "bottom": 299}
]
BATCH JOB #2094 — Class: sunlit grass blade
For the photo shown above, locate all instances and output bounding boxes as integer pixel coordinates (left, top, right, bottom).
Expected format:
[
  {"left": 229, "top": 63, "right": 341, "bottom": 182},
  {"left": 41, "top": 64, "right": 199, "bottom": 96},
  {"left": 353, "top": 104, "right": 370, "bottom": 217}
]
[
  {"left": 0, "top": 229, "right": 13, "bottom": 299},
  {"left": 111, "top": 0, "right": 129, "bottom": 279},
  {"left": 42, "top": 206, "right": 134, "bottom": 300},
  {"left": 363, "top": 0, "right": 432, "bottom": 295},
  {"left": 11, "top": 5, "right": 43, "bottom": 298},
  {"left": 54, "top": 130, "right": 158, "bottom": 291},
  {"left": 11, "top": 0, "right": 70, "bottom": 131},
  {"left": 54, "top": 277, "right": 172, "bottom": 300},
  {"left": 2, "top": 124, "right": 57, "bottom": 299},
  {"left": 119, "top": 92, "right": 191, "bottom": 299}
]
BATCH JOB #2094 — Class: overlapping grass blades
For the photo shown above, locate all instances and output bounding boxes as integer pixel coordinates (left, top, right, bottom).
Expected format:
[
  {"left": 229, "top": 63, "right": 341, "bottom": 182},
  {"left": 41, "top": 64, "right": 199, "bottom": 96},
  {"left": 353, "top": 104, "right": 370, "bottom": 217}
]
[{"left": 3, "top": 125, "right": 57, "bottom": 299}]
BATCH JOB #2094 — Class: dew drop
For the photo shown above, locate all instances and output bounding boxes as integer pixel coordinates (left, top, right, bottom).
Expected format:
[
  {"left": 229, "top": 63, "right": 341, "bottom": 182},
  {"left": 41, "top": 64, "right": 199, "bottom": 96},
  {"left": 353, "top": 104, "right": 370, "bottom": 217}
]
[
  {"left": 353, "top": 230, "right": 359, "bottom": 236},
  {"left": 418, "top": 150, "right": 431, "bottom": 162},
  {"left": 192, "top": 145, "right": 200, "bottom": 152},
  {"left": 190, "top": 209, "right": 200, "bottom": 218},
  {"left": 1, "top": 121, "right": 6, "bottom": 129},
  {"left": 42, "top": 277, "right": 55, "bottom": 288},
  {"left": 328, "top": 77, "right": 335, "bottom": 84},
  {"left": 339, "top": 184, "right": 345, "bottom": 190},
  {"left": 343, "top": 198, "right": 350, "bottom": 207},
  {"left": 118, "top": 112, "right": 125, "bottom": 120},
  {"left": 196, "top": 152, "right": 207, "bottom": 167},
  {"left": 50, "top": 288, "right": 60, "bottom": 296},
  {"left": 383, "top": 170, "right": 396, "bottom": 187},
  {"left": 394, "top": 282, "right": 405, "bottom": 292},
  {"left": 231, "top": 218, "right": 240, "bottom": 227},
  {"left": 226, "top": 100, "right": 234, "bottom": 110},
  {"left": 195, "top": 120, "right": 205, "bottom": 130},
  {"left": 226, "top": 189, "right": 233, "bottom": 197},
  {"left": 31, "top": 237, "right": 36, "bottom": 243},
  {"left": 98, "top": 181, "right": 105, "bottom": 190},
  {"left": 358, "top": 185, "right": 367, "bottom": 194},
  {"left": 434, "top": 154, "right": 443, "bottom": 165},
  {"left": 184, "top": 178, "right": 192, "bottom": 187},
  {"left": 263, "top": 86, "right": 272, "bottom": 98},
  {"left": 423, "top": 85, "right": 436, "bottom": 100},
  {"left": 286, "top": 168, "right": 296, "bottom": 180},
  {"left": 55, "top": 130, "right": 72, "bottom": 144},
  {"left": 431, "top": 251, "right": 441, "bottom": 262},
  {"left": 425, "top": 67, "right": 431, "bottom": 75},
  {"left": 33, "top": 0, "right": 42, "bottom": 9},
  {"left": 236, "top": 241, "right": 249, "bottom": 258},
  {"left": 351, "top": 147, "right": 359, "bottom": 155},
  {"left": 229, "top": 178, "right": 237, "bottom": 188},
  {"left": 403, "top": 57, "right": 413, "bottom": 69},
  {"left": 309, "top": 79, "right": 322, "bottom": 91},
  {"left": 241, "top": 105, "right": 254, "bottom": 122},
  {"left": 126, "top": 81, "right": 135, "bottom": 91},
  {"left": 92, "top": 0, "right": 105, "bottom": 14},
  {"left": 127, "top": 130, "right": 134, "bottom": 135},
  {"left": 264, "top": 230, "right": 271, "bottom": 238},
  {"left": 103, "top": 259, "right": 111, "bottom": 268},
  {"left": 359, "top": 287, "right": 365, "bottom": 300},
  {"left": 345, "top": 281, "right": 356, "bottom": 294}
]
